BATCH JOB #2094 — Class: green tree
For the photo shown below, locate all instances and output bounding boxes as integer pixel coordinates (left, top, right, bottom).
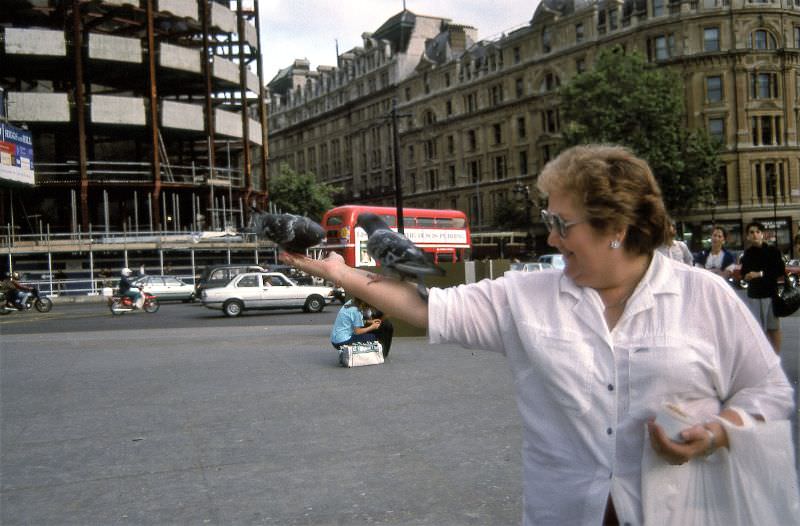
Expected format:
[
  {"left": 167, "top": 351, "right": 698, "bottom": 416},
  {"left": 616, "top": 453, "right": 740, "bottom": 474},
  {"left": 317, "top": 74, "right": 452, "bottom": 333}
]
[
  {"left": 267, "top": 163, "right": 340, "bottom": 221},
  {"left": 493, "top": 196, "right": 530, "bottom": 230},
  {"left": 559, "top": 47, "right": 720, "bottom": 213}
]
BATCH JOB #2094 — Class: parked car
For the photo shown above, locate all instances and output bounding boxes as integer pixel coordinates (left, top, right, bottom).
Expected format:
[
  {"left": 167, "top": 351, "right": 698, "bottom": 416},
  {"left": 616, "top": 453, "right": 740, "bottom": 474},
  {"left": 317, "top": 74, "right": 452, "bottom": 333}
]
[
  {"left": 194, "top": 264, "right": 267, "bottom": 297},
  {"left": 132, "top": 275, "right": 195, "bottom": 302},
  {"left": 537, "top": 254, "right": 565, "bottom": 270},
  {"left": 200, "top": 272, "right": 336, "bottom": 317},
  {"left": 729, "top": 256, "right": 800, "bottom": 289},
  {"left": 509, "top": 262, "right": 554, "bottom": 272}
]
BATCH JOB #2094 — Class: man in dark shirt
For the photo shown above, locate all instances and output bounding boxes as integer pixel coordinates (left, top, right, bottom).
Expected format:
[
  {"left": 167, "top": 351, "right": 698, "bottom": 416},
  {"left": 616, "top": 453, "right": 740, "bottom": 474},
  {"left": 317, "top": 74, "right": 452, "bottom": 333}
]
[{"left": 740, "top": 221, "right": 785, "bottom": 353}]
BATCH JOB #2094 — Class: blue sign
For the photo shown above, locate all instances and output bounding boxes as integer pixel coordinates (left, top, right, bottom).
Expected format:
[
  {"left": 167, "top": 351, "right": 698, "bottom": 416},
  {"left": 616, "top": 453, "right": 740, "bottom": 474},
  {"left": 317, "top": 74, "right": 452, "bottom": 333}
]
[{"left": 0, "top": 122, "right": 35, "bottom": 185}]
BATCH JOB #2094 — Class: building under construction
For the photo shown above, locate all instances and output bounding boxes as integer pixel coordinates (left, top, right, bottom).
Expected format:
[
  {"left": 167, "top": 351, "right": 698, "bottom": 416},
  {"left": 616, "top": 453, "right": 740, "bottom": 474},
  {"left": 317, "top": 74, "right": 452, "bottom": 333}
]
[{"left": 0, "top": 0, "right": 269, "bottom": 236}]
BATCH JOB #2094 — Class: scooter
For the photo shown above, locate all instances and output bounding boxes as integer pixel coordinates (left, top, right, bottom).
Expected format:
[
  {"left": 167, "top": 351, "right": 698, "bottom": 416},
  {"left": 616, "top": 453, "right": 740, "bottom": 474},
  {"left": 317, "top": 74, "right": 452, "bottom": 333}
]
[
  {"left": 0, "top": 287, "right": 53, "bottom": 315},
  {"left": 109, "top": 289, "right": 159, "bottom": 315}
]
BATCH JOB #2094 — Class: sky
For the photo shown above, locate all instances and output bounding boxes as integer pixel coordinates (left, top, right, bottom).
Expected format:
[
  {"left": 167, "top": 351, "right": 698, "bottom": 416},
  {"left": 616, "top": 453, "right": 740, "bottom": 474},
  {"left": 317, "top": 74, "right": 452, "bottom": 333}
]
[{"left": 258, "top": 0, "right": 542, "bottom": 84}]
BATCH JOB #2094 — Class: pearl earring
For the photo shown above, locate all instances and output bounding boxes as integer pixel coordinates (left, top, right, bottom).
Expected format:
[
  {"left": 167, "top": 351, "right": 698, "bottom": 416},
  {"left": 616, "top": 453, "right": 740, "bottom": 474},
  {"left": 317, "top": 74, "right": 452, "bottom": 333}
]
[{"left": 610, "top": 240, "right": 621, "bottom": 249}]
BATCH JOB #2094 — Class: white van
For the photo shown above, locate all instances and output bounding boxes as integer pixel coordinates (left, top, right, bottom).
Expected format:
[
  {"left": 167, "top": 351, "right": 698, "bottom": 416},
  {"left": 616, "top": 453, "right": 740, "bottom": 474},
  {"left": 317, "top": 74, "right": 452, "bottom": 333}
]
[{"left": 537, "top": 254, "right": 565, "bottom": 270}]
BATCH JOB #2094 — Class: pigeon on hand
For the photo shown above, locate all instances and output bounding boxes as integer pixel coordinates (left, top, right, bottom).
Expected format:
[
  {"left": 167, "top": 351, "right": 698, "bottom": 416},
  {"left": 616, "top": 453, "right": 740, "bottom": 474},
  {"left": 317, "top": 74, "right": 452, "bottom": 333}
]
[
  {"left": 356, "top": 212, "right": 444, "bottom": 299},
  {"left": 247, "top": 210, "right": 325, "bottom": 253}
]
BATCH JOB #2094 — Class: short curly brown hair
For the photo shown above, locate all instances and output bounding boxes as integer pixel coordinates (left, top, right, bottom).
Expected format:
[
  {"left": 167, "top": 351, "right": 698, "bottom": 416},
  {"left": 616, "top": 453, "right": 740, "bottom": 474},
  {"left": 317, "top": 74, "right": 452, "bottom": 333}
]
[{"left": 537, "top": 144, "right": 669, "bottom": 255}]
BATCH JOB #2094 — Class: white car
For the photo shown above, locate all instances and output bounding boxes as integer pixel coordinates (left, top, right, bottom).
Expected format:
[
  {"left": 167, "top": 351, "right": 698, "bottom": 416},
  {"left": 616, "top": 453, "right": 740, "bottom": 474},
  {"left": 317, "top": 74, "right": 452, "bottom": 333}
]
[
  {"left": 537, "top": 254, "right": 566, "bottom": 270},
  {"left": 509, "top": 262, "right": 554, "bottom": 272},
  {"left": 132, "top": 275, "right": 195, "bottom": 302},
  {"left": 200, "top": 272, "right": 336, "bottom": 317}
]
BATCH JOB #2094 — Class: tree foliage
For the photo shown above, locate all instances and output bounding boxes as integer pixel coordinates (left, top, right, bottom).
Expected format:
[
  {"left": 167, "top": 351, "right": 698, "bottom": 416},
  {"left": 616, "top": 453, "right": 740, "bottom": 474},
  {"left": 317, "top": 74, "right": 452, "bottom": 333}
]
[
  {"left": 494, "top": 196, "right": 531, "bottom": 230},
  {"left": 267, "top": 163, "right": 340, "bottom": 221},
  {"left": 558, "top": 47, "right": 721, "bottom": 213}
]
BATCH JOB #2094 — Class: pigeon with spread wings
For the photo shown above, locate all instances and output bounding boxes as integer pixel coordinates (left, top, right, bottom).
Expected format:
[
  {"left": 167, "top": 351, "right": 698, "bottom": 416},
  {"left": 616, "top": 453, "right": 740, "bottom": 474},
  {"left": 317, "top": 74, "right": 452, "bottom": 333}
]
[
  {"left": 247, "top": 210, "right": 325, "bottom": 253},
  {"left": 356, "top": 212, "right": 445, "bottom": 299}
]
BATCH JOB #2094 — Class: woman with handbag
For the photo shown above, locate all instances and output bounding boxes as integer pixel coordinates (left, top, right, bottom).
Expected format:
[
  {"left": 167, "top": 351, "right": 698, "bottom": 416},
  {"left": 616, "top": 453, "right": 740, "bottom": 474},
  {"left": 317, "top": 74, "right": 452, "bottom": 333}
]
[
  {"left": 740, "top": 221, "right": 785, "bottom": 353},
  {"left": 281, "top": 145, "right": 795, "bottom": 525}
]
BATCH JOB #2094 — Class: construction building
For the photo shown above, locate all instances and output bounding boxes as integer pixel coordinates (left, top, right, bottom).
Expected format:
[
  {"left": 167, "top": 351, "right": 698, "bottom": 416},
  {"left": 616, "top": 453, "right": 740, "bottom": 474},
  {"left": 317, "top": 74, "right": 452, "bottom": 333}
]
[
  {"left": 267, "top": 2, "right": 800, "bottom": 256},
  {"left": 1, "top": 0, "right": 268, "bottom": 236}
]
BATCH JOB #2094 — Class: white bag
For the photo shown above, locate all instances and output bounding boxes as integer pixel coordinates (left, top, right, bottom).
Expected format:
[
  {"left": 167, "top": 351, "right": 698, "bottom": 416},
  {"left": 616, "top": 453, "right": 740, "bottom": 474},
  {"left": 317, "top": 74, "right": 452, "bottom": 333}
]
[
  {"left": 642, "top": 408, "right": 800, "bottom": 525},
  {"left": 338, "top": 341, "right": 384, "bottom": 368}
]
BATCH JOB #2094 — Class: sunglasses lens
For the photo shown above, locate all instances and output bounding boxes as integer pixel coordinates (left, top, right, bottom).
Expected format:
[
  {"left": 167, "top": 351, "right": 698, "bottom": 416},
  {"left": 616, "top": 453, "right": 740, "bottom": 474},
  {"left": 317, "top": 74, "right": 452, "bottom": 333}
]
[{"left": 541, "top": 211, "right": 566, "bottom": 238}]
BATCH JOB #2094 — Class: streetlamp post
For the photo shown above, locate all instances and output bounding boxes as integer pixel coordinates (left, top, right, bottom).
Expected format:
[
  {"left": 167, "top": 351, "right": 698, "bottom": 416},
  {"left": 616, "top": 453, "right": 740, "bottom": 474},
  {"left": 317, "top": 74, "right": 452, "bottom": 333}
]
[
  {"left": 513, "top": 182, "right": 535, "bottom": 257},
  {"left": 390, "top": 98, "right": 408, "bottom": 234}
]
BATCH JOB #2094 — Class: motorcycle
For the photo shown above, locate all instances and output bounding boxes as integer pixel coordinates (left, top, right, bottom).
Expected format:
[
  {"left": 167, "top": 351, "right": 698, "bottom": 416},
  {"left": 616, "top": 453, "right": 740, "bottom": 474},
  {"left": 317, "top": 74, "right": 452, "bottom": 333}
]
[
  {"left": 109, "top": 289, "right": 159, "bottom": 315},
  {"left": 0, "top": 287, "right": 54, "bottom": 315}
]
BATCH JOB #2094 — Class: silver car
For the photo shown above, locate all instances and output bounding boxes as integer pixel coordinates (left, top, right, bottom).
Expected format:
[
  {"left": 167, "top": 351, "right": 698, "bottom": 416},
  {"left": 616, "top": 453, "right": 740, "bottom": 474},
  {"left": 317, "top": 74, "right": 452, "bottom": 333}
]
[
  {"left": 200, "top": 272, "right": 335, "bottom": 317},
  {"left": 132, "top": 275, "right": 196, "bottom": 302}
]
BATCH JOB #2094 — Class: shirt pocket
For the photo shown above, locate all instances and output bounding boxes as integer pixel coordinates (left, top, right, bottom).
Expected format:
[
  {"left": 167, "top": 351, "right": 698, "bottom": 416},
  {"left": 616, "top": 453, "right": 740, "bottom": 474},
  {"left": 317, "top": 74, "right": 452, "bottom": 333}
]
[
  {"left": 625, "top": 336, "right": 716, "bottom": 417},
  {"left": 518, "top": 323, "right": 595, "bottom": 415}
]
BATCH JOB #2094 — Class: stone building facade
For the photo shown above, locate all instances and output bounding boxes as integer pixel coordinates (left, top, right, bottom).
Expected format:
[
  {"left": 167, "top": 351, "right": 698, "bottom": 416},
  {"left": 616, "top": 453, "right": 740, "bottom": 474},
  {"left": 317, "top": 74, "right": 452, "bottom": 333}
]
[{"left": 268, "top": 2, "right": 800, "bottom": 254}]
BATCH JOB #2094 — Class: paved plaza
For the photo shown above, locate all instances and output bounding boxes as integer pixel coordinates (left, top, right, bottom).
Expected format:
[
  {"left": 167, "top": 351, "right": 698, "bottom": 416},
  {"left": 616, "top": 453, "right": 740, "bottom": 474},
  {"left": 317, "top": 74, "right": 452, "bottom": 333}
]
[{"left": 1, "top": 325, "right": 523, "bottom": 525}]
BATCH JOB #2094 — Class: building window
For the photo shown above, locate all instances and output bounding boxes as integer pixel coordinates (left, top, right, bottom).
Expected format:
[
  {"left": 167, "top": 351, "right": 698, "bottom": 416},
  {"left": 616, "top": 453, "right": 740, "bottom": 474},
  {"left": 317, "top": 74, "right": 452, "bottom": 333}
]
[
  {"left": 542, "top": 28, "right": 551, "bottom": 53},
  {"left": 649, "top": 34, "right": 675, "bottom": 61},
  {"left": 444, "top": 72, "right": 451, "bottom": 87},
  {"left": 795, "top": 26, "right": 800, "bottom": 48},
  {"left": 519, "top": 150, "right": 528, "bottom": 175},
  {"left": 750, "top": 115, "right": 782, "bottom": 146},
  {"left": 653, "top": 0, "right": 665, "bottom": 16},
  {"left": 748, "top": 29, "right": 777, "bottom": 49},
  {"left": 576, "top": 23, "right": 585, "bottom": 43},
  {"left": 493, "top": 123, "right": 503, "bottom": 145},
  {"left": 750, "top": 72, "right": 778, "bottom": 99},
  {"left": 708, "top": 117, "right": 725, "bottom": 143},
  {"left": 405, "top": 87, "right": 412, "bottom": 101},
  {"left": 539, "top": 72, "right": 560, "bottom": 93},
  {"left": 706, "top": 75, "right": 723, "bottom": 102},
  {"left": 513, "top": 46, "right": 521, "bottom": 64},
  {"left": 448, "top": 164, "right": 456, "bottom": 186},
  {"left": 517, "top": 117, "right": 527, "bottom": 139},
  {"left": 489, "top": 84, "right": 504, "bottom": 106},
  {"left": 467, "top": 130, "right": 477, "bottom": 151},
  {"left": 576, "top": 58, "right": 586, "bottom": 73},
  {"left": 446, "top": 99, "right": 453, "bottom": 116},
  {"left": 407, "top": 145, "right": 415, "bottom": 163},
  {"left": 468, "top": 159, "right": 481, "bottom": 183},
  {"left": 493, "top": 155, "right": 507, "bottom": 180},
  {"left": 704, "top": 27, "right": 720, "bottom": 52},
  {"left": 425, "top": 139, "right": 437, "bottom": 160},
  {"left": 447, "top": 135, "right": 455, "bottom": 155},
  {"left": 516, "top": 77, "right": 525, "bottom": 98},
  {"left": 542, "top": 109, "right": 560, "bottom": 134},
  {"left": 609, "top": 10, "right": 618, "bottom": 30},
  {"left": 427, "top": 169, "right": 438, "bottom": 190},
  {"left": 464, "top": 92, "right": 477, "bottom": 113}
]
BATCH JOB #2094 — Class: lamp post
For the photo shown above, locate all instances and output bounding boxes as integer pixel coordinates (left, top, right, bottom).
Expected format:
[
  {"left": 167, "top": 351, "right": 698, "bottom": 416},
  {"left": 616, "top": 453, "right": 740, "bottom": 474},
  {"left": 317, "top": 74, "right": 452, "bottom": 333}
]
[
  {"left": 770, "top": 170, "right": 779, "bottom": 248},
  {"left": 389, "top": 98, "right": 411, "bottom": 234},
  {"left": 513, "top": 182, "right": 535, "bottom": 257}
]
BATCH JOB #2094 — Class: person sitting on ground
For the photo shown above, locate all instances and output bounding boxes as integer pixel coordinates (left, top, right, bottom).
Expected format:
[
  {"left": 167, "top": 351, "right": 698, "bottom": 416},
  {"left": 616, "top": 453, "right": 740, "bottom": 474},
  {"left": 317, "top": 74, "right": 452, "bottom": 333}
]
[
  {"left": 330, "top": 297, "right": 390, "bottom": 357},
  {"left": 118, "top": 267, "right": 143, "bottom": 308},
  {"left": 358, "top": 299, "right": 394, "bottom": 358}
]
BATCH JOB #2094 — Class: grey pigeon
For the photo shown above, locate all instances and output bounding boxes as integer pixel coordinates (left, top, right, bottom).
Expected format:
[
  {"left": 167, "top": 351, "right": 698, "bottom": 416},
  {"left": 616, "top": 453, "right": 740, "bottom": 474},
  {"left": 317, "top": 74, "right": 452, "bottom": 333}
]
[
  {"left": 357, "top": 213, "right": 444, "bottom": 298},
  {"left": 247, "top": 210, "right": 325, "bottom": 252}
]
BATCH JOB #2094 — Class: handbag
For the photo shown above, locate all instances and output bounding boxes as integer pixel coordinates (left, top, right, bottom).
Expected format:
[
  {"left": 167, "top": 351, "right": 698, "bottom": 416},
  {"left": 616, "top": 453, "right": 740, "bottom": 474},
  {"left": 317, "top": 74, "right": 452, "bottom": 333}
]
[
  {"left": 772, "top": 274, "right": 800, "bottom": 317},
  {"left": 338, "top": 341, "right": 384, "bottom": 368}
]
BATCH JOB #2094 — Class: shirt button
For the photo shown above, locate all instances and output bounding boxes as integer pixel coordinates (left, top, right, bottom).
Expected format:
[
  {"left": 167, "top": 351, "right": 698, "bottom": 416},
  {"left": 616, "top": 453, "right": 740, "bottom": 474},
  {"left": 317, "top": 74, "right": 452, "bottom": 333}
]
[
  {"left": 607, "top": 384, "right": 614, "bottom": 391},
  {"left": 607, "top": 427, "right": 613, "bottom": 435}
]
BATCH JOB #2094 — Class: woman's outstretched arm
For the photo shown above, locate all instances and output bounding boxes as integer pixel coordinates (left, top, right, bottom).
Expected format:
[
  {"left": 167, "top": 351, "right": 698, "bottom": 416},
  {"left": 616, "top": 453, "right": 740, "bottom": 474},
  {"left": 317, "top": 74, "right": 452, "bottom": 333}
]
[{"left": 280, "top": 251, "right": 429, "bottom": 328}]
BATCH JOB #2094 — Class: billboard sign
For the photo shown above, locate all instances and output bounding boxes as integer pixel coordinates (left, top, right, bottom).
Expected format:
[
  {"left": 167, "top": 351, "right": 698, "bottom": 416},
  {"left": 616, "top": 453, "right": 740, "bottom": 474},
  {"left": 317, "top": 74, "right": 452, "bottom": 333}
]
[{"left": 0, "top": 122, "right": 35, "bottom": 185}]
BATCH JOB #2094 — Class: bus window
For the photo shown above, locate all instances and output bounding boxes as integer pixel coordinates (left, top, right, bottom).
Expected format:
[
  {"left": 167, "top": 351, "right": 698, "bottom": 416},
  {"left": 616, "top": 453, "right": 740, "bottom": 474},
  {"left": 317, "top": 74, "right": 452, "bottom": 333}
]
[
  {"left": 438, "top": 218, "right": 465, "bottom": 228},
  {"left": 403, "top": 216, "right": 416, "bottom": 227},
  {"left": 436, "top": 250, "right": 456, "bottom": 263},
  {"left": 326, "top": 215, "right": 344, "bottom": 226},
  {"left": 417, "top": 217, "right": 436, "bottom": 227},
  {"left": 379, "top": 215, "right": 396, "bottom": 227}
]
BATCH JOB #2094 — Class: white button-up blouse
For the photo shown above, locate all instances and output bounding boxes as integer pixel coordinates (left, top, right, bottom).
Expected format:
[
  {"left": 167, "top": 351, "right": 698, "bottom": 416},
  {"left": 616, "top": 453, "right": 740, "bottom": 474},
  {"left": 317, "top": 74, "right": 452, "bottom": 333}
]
[{"left": 428, "top": 252, "right": 794, "bottom": 526}]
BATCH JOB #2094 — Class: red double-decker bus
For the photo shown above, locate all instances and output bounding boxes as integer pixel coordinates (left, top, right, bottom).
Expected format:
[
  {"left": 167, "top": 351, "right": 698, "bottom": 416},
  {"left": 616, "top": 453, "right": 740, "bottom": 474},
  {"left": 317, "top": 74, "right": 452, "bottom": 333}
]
[{"left": 320, "top": 205, "right": 471, "bottom": 267}]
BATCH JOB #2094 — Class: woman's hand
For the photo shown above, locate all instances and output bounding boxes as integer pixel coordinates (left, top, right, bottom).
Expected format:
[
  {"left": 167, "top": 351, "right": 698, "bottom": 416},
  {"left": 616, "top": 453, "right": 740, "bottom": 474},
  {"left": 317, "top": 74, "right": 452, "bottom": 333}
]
[
  {"left": 279, "top": 251, "right": 346, "bottom": 283},
  {"left": 647, "top": 419, "right": 727, "bottom": 465}
]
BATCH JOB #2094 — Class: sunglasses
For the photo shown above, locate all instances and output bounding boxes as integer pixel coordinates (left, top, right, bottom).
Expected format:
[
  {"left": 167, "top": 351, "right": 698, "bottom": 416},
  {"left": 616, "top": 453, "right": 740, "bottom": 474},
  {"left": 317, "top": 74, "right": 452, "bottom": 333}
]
[{"left": 541, "top": 210, "right": 585, "bottom": 239}]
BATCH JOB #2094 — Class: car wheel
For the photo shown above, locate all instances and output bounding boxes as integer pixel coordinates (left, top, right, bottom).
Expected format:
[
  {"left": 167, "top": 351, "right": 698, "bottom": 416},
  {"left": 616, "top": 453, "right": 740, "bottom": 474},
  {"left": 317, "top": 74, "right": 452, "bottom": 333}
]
[
  {"left": 223, "top": 299, "right": 244, "bottom": 317},
  {"left": 304, "top": 294, "right": 325, "bottom": 313}
]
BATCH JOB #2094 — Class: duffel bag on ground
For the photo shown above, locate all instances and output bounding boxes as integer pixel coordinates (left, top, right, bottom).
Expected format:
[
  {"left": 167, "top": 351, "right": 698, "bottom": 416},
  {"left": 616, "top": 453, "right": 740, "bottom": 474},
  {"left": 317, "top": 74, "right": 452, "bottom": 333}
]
[{"left": 338, "top": 341, "right": 384, "bottom": 367}]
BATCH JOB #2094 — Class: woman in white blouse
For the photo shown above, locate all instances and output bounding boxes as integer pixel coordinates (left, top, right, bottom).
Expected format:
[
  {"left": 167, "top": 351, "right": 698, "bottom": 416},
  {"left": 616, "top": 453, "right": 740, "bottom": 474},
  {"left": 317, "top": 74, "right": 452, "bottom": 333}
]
[{"left": 280, "top": 145, "right": 794, "bottom": 525}]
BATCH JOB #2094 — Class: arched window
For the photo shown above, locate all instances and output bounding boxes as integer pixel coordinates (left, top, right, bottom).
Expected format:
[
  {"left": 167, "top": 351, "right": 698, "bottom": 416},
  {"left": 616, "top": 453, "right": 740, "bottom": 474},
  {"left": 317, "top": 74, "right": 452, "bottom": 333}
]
[{"left": 748, "top": 29, "right": 778, "bottom": 49}]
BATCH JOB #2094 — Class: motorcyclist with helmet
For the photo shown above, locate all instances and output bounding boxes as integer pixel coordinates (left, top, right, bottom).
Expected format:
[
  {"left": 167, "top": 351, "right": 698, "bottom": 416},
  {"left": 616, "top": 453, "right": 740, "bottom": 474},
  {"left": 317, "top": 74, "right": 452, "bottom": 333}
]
[
  {"left": 118, "top": 267, "right": 143, "bottom": 308},
  {"left": 1, "top": 271, "right": 33, "bottom": 309}
]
